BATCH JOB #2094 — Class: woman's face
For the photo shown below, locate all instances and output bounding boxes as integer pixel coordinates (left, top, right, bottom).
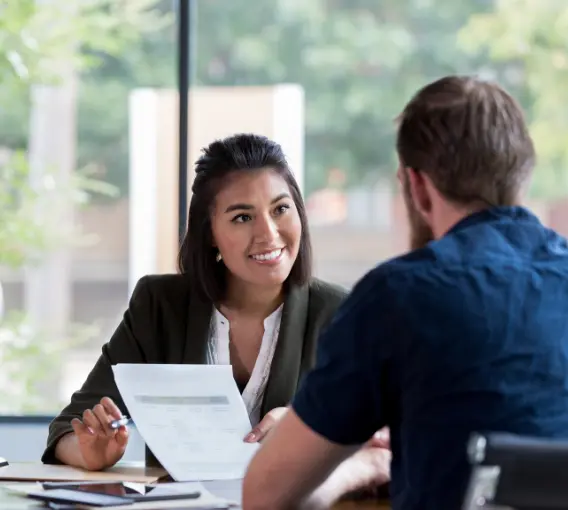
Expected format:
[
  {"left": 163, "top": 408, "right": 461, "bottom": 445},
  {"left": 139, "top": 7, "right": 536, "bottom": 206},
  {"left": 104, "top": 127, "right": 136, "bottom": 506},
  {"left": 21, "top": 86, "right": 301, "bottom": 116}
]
[{"left": 211, "top": 168, "right": 303, "bottom": 290}]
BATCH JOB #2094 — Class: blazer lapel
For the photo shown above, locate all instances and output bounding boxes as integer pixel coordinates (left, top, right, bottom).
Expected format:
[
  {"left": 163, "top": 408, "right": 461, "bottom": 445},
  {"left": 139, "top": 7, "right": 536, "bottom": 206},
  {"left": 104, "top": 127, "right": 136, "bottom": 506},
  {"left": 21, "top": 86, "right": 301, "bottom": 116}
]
[
  {"left": 262, "top": 283, "right": 309, "bottom": 415},
  {"left": 182, "top": 286, "right": 213, "bottom": 364}
]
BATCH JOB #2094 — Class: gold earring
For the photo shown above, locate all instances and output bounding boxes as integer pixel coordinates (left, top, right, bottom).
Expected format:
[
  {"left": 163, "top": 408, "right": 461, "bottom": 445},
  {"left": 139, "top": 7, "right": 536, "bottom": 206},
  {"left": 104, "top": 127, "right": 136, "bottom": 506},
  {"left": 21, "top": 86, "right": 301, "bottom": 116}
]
[{"left": 216, "top": 252, "right": 222, "bottom": 263}]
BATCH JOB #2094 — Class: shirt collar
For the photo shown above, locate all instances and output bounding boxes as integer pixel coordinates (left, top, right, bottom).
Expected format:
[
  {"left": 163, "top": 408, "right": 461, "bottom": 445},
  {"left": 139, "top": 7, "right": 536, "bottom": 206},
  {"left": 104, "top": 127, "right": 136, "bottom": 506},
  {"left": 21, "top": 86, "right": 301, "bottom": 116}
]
[
  {"left": 214, "top": 303, "right": 284, "bottom": 329},
  {"left": 446, "top": 206, "right": 541, "bottom": 236}
]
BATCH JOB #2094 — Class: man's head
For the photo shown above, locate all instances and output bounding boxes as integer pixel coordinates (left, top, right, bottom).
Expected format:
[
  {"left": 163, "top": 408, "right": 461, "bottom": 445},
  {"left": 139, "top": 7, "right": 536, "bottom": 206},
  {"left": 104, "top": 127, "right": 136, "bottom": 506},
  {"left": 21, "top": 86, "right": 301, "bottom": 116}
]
[{"left": 396, "top": 75, "right": 536, "bottom": 250}]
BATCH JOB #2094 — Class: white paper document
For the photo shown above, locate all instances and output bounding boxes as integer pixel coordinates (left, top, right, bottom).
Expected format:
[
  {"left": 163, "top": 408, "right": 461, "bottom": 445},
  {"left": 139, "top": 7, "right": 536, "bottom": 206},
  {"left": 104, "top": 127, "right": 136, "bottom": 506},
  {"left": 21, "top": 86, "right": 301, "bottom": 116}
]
[{"left": 112, "top": 364, "right": 259, "bottom": 482}]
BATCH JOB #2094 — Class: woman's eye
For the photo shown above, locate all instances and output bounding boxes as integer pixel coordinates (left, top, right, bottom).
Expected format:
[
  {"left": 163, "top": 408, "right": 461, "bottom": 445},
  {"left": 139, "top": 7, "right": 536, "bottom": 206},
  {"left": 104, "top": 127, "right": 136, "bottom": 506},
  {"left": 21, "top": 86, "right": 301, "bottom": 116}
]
[
  {"left": 274, "top": 204, "right": 290, "bottom": 215},
  {"left": 232, "top": 213, "right": 252, "bottom": 223}
]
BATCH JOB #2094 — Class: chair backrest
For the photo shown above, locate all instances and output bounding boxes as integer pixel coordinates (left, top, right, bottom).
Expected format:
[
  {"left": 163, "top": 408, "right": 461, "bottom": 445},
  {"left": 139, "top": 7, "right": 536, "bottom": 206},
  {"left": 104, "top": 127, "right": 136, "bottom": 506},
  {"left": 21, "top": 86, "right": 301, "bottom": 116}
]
[{"left": 462, "top": 432, "right": 568, "bottom": 510}]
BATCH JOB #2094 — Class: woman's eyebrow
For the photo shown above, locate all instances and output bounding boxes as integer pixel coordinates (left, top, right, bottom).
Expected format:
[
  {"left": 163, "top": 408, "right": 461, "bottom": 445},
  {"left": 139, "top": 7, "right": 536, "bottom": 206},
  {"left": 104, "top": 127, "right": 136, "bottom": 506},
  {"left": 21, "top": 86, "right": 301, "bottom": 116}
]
[
  {"left": 225, "top": 202, "right": 253, "bottom": 213},
  {"left": 224, "top": 193, "right": 290, "bottom": 214}
]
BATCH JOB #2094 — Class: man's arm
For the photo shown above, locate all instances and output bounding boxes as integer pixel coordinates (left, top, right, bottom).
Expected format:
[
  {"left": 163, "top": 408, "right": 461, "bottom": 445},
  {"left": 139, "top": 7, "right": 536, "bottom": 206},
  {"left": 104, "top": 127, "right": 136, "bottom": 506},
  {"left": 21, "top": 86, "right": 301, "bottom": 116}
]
[
  {"left": 243, "top": 273, "right": 392, "bottom": 509},
  {"left": 243, "top": 409, "right": 358, "bottom": 510}
]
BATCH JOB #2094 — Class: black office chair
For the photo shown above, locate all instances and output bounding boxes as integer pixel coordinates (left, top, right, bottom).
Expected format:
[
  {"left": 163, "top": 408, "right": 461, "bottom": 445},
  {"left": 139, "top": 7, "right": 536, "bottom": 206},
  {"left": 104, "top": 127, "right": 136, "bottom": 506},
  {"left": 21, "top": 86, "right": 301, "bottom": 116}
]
[{"left": 462, "top": 432, "right": 568, "bottom": 510}]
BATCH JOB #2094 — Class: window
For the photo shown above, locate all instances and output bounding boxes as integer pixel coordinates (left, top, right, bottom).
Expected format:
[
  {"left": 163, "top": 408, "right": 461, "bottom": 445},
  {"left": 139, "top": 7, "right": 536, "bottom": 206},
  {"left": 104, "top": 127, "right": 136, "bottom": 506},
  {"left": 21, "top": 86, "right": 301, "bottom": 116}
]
[
  {"left": 1, "top": 0, "right": 567, "bottom": 415},
  {"left": 0, "top": 0, "right": 176, "bottom": 414},
  {"left": 193, "top": 0, "right": 568, "bottom": 287}
]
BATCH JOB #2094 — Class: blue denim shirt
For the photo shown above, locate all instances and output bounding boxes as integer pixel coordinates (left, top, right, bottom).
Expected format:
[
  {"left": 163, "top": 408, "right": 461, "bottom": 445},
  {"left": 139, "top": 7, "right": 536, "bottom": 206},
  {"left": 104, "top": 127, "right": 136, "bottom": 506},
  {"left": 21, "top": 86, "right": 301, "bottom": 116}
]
[{"left": 293, "top": 207, "right": 568, "bottom": 509}]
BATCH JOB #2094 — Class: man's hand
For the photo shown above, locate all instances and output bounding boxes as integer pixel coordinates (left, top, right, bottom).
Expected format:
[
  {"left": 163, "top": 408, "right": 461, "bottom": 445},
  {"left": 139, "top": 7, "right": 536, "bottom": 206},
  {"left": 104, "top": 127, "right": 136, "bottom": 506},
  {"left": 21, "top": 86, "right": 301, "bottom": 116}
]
[
  {"left": 370, "top": 427, "right": 390, "bottom": 450},
  {"left": 243, "top": 408, "right": 391, "bottom": 510},
  {"left": 323, "top": 443, "right": 391, "bottom": 500}
]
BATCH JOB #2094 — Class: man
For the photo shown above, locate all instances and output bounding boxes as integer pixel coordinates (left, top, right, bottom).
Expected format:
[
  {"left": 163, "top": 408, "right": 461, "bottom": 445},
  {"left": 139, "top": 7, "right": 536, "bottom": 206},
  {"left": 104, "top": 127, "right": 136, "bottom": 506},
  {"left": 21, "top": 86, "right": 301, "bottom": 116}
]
[{"left": 242, "top": 75, "right": 568, "bottom": 509}]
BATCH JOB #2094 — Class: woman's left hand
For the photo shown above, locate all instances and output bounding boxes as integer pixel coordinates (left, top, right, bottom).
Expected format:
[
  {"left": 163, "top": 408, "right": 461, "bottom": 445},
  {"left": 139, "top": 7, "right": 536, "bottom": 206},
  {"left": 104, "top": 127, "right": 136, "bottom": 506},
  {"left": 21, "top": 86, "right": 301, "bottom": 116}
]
[{"left": 243, "top": 406, "right": 288, "bottom": 443}]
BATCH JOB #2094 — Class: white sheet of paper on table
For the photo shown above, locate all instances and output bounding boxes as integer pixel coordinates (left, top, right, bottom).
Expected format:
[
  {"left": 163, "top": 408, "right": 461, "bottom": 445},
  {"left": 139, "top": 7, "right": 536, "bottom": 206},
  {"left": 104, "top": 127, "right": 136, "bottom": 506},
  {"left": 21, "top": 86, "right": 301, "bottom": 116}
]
[{"left": 112, "top": 364, "right": 259, "bottom": 482}]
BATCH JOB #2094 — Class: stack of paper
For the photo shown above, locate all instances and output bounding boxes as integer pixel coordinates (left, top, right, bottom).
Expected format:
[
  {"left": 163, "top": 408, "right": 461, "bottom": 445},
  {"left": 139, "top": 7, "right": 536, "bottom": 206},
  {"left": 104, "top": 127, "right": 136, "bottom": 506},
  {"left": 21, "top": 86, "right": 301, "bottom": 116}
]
[{"left": 112, "top": 364, "right": 259, "bottom": 482}]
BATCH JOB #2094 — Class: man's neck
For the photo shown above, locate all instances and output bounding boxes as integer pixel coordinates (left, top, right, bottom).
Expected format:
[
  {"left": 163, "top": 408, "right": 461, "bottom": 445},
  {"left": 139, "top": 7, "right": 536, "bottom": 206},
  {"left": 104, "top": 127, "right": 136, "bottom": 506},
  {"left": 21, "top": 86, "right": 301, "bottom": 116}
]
[{"left": 432, "top": 202, "right": 490, "bottom": 240}]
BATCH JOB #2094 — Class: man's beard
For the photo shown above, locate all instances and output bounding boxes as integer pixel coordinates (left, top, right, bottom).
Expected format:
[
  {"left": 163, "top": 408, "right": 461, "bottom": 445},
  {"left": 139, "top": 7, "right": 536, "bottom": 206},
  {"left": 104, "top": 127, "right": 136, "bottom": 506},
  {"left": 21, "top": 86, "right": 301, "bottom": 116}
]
[
  {"left": 407, "top": 205, "right": 434, "bottom": 250},
  {"left": 402, "top": 178, "right": 434, "bottom": 251}
]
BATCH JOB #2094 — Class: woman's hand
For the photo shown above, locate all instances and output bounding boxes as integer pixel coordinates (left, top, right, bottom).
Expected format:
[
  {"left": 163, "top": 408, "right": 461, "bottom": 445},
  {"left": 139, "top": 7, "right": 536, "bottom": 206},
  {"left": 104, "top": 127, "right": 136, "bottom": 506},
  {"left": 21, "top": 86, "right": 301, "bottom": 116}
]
[
  {"left": 68, "top": 397, "right": 129, "bottom": 471},
  {"left": 244, "top": 407, "right": 288, "bottom": 443}
]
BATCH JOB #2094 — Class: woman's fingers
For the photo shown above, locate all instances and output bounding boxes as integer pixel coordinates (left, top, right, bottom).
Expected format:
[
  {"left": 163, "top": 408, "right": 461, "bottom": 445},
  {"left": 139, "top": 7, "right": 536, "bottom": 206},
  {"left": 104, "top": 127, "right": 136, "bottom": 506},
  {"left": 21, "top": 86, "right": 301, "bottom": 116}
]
[
  {"left": 75, "top": 397, "right": 126, "bottom": 442},
  {"left": 82, "top": 409, "right": 105, "bottom": 436},
  {"left": 100, "top": 397, "right": 123, "bottom": 420},
  {"left": 115, "top": 426, "right": 130, "bottom": 448},
  {"left": 244, "top": 421, "right": 271, "bottom": 443},
  {"left": 71, "top": 418, "right": 93, "bottom": 437},
  {"left": 93, "top": 404, "right": 115, "bottom": 437},
  {"left": 244, "top": 407, "right": 288, "bottom": 443}
]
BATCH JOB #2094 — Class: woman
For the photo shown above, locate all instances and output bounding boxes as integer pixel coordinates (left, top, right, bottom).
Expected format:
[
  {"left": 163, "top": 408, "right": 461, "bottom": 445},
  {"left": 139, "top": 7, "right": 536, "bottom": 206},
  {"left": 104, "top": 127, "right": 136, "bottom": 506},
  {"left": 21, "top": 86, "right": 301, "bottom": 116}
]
[{"left": 42, "top": 133, "right": 347, "bottom": 471}]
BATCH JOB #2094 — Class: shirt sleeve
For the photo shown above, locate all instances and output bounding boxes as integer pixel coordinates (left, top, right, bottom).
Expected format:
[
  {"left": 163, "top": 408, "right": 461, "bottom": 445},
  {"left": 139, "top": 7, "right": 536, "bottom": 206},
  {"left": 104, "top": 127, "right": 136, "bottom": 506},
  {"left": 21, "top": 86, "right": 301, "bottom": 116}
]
[{"left": 292, "top": 273, "right": 390, "bottom": 445}]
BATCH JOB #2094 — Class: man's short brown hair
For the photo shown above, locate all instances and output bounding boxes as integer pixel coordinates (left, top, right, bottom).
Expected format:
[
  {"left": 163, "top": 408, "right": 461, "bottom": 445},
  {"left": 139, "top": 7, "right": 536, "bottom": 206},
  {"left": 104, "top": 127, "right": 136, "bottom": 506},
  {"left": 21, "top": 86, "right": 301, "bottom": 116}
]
[{"left": 396, "top": 75, "right": 536, "bottom": 206}]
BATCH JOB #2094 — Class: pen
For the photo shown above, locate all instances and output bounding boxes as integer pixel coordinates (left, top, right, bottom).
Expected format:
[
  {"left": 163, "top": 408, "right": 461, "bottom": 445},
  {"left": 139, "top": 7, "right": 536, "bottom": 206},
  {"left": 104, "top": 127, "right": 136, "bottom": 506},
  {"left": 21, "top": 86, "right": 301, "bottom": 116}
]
[{"left": 109, "top": 416, "right": 131, "bottom": 429}]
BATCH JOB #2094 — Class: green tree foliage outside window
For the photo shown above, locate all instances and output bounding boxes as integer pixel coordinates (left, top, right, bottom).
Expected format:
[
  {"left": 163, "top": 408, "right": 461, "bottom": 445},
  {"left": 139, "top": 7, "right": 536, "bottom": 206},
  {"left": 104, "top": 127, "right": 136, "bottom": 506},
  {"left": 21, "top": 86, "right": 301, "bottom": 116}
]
[{"left": 0, "top": 0, "right": 166, "bottom": 413}]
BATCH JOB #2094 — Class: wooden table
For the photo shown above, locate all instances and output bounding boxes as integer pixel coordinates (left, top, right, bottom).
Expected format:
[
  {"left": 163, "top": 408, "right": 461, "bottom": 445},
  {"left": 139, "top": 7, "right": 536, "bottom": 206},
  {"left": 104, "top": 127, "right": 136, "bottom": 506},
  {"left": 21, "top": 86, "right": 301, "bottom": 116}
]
[
  {"left": 0, "top": 462, "right": 390, "bottom": 509},
  {"left": 335, "top": 501, "right": 390, "bottom": 509},
  {"left": 0, "top": 490, "right": 388, "bottom": 509},
  {"left": 0, "top": 484, "right": 389, "bottom": 509}
]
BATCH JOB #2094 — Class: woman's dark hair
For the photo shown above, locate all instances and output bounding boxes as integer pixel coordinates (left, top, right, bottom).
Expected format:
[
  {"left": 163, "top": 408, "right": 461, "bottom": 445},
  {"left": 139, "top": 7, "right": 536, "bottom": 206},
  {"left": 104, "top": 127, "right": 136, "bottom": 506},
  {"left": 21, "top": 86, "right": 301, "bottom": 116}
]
[{"left": 177, "top": 133, "right": 312, "bottom": 303}]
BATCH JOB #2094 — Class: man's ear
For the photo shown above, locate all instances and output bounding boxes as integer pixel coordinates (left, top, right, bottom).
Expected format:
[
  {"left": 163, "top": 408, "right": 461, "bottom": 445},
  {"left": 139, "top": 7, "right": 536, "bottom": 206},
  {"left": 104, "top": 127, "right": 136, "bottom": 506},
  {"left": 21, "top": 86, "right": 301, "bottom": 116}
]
[{"left": 406, "top": 167, "right": 433, "bottom": 217}]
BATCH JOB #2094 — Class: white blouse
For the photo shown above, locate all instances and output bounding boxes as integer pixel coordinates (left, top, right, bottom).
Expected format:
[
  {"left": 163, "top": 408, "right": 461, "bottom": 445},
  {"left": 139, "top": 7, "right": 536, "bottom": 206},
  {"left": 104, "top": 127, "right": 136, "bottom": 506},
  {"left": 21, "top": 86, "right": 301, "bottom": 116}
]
[{"left": 205, "top": 305, "right": 283, "bottom": 427}]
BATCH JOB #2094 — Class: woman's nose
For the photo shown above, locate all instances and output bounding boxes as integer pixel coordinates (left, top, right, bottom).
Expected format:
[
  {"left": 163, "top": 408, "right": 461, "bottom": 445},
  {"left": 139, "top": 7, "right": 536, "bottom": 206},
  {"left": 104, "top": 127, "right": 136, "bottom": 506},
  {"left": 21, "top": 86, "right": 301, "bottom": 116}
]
[{"left": 254, "top": 215, "right": 278, "bottom": 241}]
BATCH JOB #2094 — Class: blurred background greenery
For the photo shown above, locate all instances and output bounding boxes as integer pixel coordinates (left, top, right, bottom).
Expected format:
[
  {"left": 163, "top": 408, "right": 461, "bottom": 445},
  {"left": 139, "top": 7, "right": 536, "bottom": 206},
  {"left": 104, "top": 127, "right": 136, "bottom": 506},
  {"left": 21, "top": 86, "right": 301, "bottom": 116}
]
[
  {"left": 1, "top": 0, "right": 567, "bottom": 413},
  {"left": 3, "top": 0, "right": 566, "bottom": 199}
]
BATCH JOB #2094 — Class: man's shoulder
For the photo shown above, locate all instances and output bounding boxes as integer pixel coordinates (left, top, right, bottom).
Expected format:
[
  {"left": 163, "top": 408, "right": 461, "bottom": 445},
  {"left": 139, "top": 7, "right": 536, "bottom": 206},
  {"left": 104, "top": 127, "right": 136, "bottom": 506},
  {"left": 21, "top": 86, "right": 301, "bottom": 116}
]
[
  {"left": 369, "top": 227, "right": 499, "bottom": 285},
  {"left": 362, "top": 248, "right": 440, "bottom": 288},
  {"left": 335, "top": 247, "right": 453, "bottom": 319}
]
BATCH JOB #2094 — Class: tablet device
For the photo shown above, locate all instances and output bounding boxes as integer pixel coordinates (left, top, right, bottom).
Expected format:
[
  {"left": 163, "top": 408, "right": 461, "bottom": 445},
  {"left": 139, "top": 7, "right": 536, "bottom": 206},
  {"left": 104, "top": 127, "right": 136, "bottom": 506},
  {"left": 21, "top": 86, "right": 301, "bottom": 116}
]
[
  {"left": 27, "top": 488, "right": 133, "bottom": 507},
  {"left": 41, "top": 481, "right": 201, "bottom": 502}
]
